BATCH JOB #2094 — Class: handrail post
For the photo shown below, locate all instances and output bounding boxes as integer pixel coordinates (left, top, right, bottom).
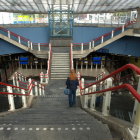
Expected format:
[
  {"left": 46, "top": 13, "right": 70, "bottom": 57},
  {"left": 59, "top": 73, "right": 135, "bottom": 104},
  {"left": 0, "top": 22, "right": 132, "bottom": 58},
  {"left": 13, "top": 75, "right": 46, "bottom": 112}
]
[
  {"left": 122, "top": 25, "right": 124, "bottom": 32},
  {"left": 132, "top": 75, "right": 140, "bottom": 139},
  {"left": 35, "top": 82, "right": 38, "bottom": 96},
  {"left": 30, "top": 42, "right": 33, "bottom": 50},
  {"left": 38, "top": 43, "right": 41, "bottom": 51},
  {"left": 90, "top": 85, "right": 96, "bottom": 110},
  {"left": 28, "top": 78, "right": 33, "bottom": 95},
  {"left": 83, "top": 88, "right": 88, "bottom": 108},
  {"left": 28, "top": 41, "right": 30, "bottom": 48},
  {"left": 111, "top": 30, "right": 114, "bottom": 38},
  {"left": 132, "top": 104, "right": 140, "bottom": 139},
  {"left": 12, "top": 76, "right": 16, "bottom": 86},
  {"left": 92, "top": 41, "right": 94, "bottom": 48},
  {"left": 18, "top": 36, "right": 21, "bottom": 44},
  {"left": 89, "top": 42, "right": 91, "bottom": 50},
  {"left": 40, "top": 72, "right": 44, "bottom": 83},
  {"left": 45, "top": 73, "right": 49, "bottom": 84},
  {"left": 81, "top": 78, "right": 88, "bottom": 109},
  {"left": 81, "top": 43, "right": 83, "bottom": 52},
  {"left": 21, "top": 89, "right": 27, "bottom": 108},
  {"left": 101, "top": 36, "right": 104, "bottom": 43},
  {"left": 16, "top": 75, "right": 20, "bottom": 91},
  {"left": 8, "top": 31, "right": 10, "bottom": 39},
  {"left": 42, "top": 85, "right": 45, "bottom": 96},
  {"left": 39, "top": 84, "right": 42, "bottom": 96},
  {"left": 102, "top": 78, "right": 112, "bottom": 116},
  {"left": 7, "top": 86, "right": 15, "bottom": 111}
]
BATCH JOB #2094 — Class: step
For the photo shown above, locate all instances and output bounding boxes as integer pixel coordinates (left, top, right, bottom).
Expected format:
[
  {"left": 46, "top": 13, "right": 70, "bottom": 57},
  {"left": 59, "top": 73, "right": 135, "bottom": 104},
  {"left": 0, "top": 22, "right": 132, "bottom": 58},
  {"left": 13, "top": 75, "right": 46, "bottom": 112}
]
[
  {"left": 51, "top": 66, "right": 70, "bottom": 68},
  {"left": 51, "top": 68, "right": 70, "bottom": 69},
  {"left": 52, "top": 58, "right": 69, "bottom": 60},
  {"left": 52, "top": 64, "right": 69, "bottom": 66},
  {"left": 51, "top": 70, "right": 70, "bottom": 73},
  {"left": 53, "top": 53, "right": 69, "bottom": 54},
  {"left": 51, "top": 77, "right": 67, "bottom": 79},
  {"left": 52, "top": 61, "right": 69, "bottom": 63},
  {"left": 51, "top": 73, "right": 69, "bottom": 75}
]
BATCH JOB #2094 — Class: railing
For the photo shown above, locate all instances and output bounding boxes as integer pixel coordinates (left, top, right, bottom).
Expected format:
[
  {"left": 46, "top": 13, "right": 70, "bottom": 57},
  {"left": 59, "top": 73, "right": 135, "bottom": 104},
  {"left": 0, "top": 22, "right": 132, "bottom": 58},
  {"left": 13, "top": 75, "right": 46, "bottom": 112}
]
[
  {"left": 0, "top": 26, "right": 49, "bottom": 51},
  {"left": 77, "top": 63, "right": 140, "bottom": 139},
  {"left": 40, "top": 43, "right": 52, "bottom": 83},
  {"left": 70, "top": 43, "right": 74, "bottom": 70},
  {"left": 72, "top": 20, "right": 136, "bottom": 52},
  {"left": 0, "top": 71, "right": 45, "bottom": 112}
]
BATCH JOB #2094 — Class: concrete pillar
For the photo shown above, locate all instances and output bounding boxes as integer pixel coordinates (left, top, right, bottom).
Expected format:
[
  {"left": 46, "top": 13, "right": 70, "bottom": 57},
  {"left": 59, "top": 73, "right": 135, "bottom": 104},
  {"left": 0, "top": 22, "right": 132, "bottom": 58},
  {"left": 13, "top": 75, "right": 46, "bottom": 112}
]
[
  {"left": 86, "top": 62, "right": 88, "bottom": 69},
  {"left": 41, "top": 63, "right": 43, "bottom": 69},
  {"left": 21, "top": 89, "right": 27, "bottom": 108},
  {"left": 76, "top": 61, "right": 78, "bottom": 70},
  {"left": 102, "top": 78, "right": 112, "bottom": 116},
  {"left": 96, "top": 64, "right": 98, "bottom": 70},
  {"left": 90, "top": 85, "right": 96, "bottom": 110},
  {"left": 81, "top": 61, "right": 83, "bottom": 70},
  {"left": 7, "top": 86, "right": 15, "bottom": 111}
]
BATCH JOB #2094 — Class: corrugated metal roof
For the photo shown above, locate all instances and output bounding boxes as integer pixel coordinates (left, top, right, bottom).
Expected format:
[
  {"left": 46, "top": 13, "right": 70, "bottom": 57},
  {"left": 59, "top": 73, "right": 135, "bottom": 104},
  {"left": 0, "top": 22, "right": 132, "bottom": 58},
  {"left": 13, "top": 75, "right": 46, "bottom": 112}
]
[{"left": 0, "top": 0, "right": 139, "bottom": 14}]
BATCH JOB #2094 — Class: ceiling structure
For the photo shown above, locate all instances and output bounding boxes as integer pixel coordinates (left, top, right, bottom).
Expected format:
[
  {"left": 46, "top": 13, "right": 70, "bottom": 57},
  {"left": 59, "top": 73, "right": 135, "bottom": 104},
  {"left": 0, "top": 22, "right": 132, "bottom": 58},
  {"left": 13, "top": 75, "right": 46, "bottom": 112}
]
[{"left": 0, "top": 0, "right": 139, "bottom": 14}]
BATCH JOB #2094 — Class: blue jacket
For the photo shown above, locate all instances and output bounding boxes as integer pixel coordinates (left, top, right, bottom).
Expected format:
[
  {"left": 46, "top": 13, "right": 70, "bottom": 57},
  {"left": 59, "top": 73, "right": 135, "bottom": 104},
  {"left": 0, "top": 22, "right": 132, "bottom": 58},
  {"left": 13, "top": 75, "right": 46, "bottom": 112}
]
[{"left": 66, "top": 78, "right": 79, "bottom": 90}]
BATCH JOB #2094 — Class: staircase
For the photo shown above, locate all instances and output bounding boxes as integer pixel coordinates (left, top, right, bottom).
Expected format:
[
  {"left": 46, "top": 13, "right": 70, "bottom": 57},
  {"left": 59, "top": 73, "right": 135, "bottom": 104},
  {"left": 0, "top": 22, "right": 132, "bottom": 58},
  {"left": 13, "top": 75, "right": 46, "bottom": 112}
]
[
  {"left": 0, "top": 80, "right": 113, "bottom": 140},
  {"left": 51, "top": 53, "right": 70, "bottom": 79}
]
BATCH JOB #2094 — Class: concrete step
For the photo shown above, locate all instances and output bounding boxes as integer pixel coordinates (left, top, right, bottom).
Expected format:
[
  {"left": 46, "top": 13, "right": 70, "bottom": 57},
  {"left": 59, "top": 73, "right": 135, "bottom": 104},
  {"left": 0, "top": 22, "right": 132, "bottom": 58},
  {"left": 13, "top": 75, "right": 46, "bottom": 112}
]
[
  {"left": 52, "top": 64, "right": 69, "bottom": 66},
  {"left": 51, "top": 68, "right": 70, "bottom": 70},
  {"left": 51, "top": 73, "right": 69, "bottom": 75},
  {"left": 51, "top": 77, "right": 68, "bottom": 79},
  {"left": 51, "top": 69, "right": 70, "bottom": 72},
  {"left": 51, "top": 66, "right": 69, "bottom": 68}
]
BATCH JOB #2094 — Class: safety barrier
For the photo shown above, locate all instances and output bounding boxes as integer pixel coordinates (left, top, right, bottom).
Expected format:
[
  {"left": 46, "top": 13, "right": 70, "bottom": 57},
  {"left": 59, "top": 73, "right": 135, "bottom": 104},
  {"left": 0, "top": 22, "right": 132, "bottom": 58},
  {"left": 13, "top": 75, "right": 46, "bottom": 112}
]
[
  {"left": 77, "top": 63, "right": 140, "bottom": 139},
  {"left": 40, "top": 43, "right": 52, "bottom": 83},
  {"left": 0, "top": 26, "right": 49, "bottom": 51},
  {"left": 72, "top": 20, "right": 136, "bottom": 52},
  {"left": 0, "top": 71, "right": 45, "bottom": 112}
]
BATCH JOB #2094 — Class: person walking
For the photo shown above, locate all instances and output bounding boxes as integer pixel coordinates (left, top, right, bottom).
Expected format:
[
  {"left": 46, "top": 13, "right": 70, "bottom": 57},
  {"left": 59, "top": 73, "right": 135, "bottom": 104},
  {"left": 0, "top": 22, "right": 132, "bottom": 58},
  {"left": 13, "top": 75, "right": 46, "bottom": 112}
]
[{"left": 66, "top": 70, "right": 79, "bottom": 107}]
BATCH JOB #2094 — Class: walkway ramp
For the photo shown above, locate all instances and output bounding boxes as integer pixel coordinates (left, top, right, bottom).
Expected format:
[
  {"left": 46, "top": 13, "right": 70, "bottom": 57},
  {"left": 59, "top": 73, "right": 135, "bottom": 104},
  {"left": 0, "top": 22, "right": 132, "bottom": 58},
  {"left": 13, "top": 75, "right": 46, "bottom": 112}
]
[
  {"left": 73, "top": 29, "right": 133, "bottom": 58},
  {"left": 0, "top": 27, "right": 49, "bottom": 58},
  {"left": 0, "top": 80, "right": 112, "bottom": 140}
]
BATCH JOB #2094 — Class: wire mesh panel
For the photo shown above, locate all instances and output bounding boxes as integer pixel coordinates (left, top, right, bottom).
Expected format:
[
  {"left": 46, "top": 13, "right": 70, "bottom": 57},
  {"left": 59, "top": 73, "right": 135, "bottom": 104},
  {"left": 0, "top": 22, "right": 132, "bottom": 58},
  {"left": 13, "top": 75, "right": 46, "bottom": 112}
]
[{"left": 49, "top": 6, "right": 73, "bottom": 37}]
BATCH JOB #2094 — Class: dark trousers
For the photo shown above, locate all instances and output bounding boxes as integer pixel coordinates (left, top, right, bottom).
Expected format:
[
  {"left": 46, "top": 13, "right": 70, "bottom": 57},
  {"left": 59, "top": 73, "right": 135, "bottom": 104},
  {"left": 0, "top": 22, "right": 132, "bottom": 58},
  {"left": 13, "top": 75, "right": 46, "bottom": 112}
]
[{"left": 68, "top": 89, "right": 76, "bottom": 107}]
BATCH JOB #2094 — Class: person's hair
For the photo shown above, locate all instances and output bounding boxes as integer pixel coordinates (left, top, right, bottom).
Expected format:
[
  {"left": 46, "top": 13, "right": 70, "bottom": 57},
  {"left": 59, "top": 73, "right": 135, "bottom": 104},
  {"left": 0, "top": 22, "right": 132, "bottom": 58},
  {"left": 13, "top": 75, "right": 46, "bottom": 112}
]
[{"left": 69, "top": 70, "right": 77, "bottom": 80}]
